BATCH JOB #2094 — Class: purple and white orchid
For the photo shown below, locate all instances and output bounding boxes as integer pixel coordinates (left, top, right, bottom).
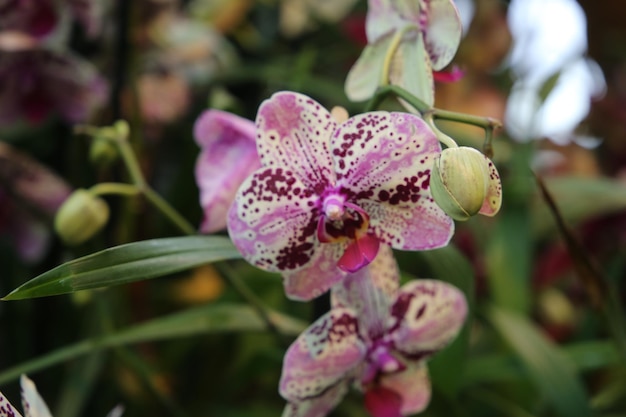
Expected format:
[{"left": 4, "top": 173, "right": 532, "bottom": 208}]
[
  {"left": 227, "top": 91, "right": 453, "bottom": 300},
  {"left": 194, "top": 109, "right": 261, "bottom": 233},
  {"left": 279, "top": 246, "right": 468, "bottom": 417},
  {"left": 0, "top": 374, "right": 123, "bottom": 417},
  {"left": 345, "top": 0, "right": 462, "bottom": 107}
]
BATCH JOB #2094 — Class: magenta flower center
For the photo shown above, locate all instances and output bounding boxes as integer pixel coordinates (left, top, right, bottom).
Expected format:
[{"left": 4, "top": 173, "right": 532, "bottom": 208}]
[
  {"left": 317, "top": 192, "right": 370, "bottom": 243},
  {"left": 362, "top": 339, "right": 405, "bottom": 385}
]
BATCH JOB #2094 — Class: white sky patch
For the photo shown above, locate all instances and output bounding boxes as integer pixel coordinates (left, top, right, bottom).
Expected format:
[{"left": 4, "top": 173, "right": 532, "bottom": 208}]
[{"left": 505, "top": 0, "right": 605, "bottom": 144}]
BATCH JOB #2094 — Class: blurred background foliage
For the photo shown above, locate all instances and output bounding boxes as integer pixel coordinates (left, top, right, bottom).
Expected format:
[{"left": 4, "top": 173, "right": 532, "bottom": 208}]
[{"left": 0, "top": 0, "right": 625, "bottom": 416}]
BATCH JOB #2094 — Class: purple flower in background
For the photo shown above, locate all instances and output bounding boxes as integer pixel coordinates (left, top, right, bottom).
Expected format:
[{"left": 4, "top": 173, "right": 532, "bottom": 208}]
[
  {"left": 279, "top": 246, "right": 467, "bottom": 416},
  {"left": 0, "top": 0, "right": 102, "bottom": 39},
  {"left": 194, "top": 109, "right": 261, "bottom": 233},
  {"left": 0, "top": 142, "right": 71, "bottom": 262},
  {"left": 0, "top": 45, "right": 107, "bottom": 124},
  {"left": 227, "top": 92, "right": 453, "bottom": 300},
  {"left": 345, "top": 0, "right": 462, "bottom": 106},
  {"left": 0, "top": 0, "right": 57, "bottom": 38}
]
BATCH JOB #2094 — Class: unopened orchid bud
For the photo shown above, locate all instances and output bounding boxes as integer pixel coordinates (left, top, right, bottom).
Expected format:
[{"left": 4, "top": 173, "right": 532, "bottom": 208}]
[
  {"left": 54, "top": 189, "right": 109, "bottom": 245},
  {"left": 430, "top": 147, "right": 502, "bottom": 221},
  {"left": 89, "top": 133, "right": 118, "bottom": 166},
  {"left": 87, "top": 120, "right": 129, "bottom": 167}
]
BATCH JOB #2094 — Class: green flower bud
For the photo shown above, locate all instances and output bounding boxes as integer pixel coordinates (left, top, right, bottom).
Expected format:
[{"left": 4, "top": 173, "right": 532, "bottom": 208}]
[
  {"left": 430, "top": 147, "right": 502, "bottom": 221},
  {"left": 89, "top": 133, "right": 119, "bottom": 167},
  {"left": 54, "top": 189, "right": 110, "bottom": 245}
]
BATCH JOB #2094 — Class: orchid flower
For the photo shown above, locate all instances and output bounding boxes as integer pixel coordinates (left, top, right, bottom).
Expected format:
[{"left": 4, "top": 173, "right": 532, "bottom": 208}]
[
  {"left": 0, "top": 0, "right": 102, "bottom": 39},
  {"left": 227, "top": 91, "right": 453, "bottom": 300},
  {"left": 279, "top": 245, "right": 468, "bottom": 416},
  {"left": 0, "top": 142, "right": 71, "bottom": 262},
  {"left": 0, "top": 375, "right": 124, "bottom": 417},
  {"left": 0, "top": 45, "right": 107, "bottom": 124},
  {"left": 194, "top": 109, "right": 261, "bottom": 233},
  {"left": 345, "top": 0, "right": 462, "bottom": 107}
]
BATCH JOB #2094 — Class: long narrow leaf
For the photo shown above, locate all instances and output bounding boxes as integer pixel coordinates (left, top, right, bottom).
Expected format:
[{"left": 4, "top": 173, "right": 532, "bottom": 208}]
[
  {"left": 0, "top": 302, "right": 305, "bottom": 384},
  {"left": 464, "top": 340, "right": 621, "bottom": 385},
  {"left": 488, "top": 306, "right": 593, "bottom": 417},
  {"left": 3, "top": 236, "right": 241, "bottom": 300}
]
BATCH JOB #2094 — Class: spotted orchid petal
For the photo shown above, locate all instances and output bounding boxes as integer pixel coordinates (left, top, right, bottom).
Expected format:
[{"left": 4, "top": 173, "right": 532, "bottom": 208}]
[
  {"left": 478, "top": 157, "right": 502, "bottom": 217},
  {"left": 283, "top": 243, "right": 348, "bottom": 301},
  {"left": 282, "top": 382, "right": 349, "bottom": 417},
  {"left": 389, "top": 32, "right": 435, "bottom": 107},
  {"left": 256, "top": 92, "right": 336, "bottom": 193},
  {"left": 20, "top": 375, "right": 52, "bottom": 417},
  {"left": 194, "top": 110, "right": 260, "bottom": 233},
  {"left": 0, "top": 388, "right": 23, "bottom": 417},
  {"left": 332, "top": 111, "right": 453, "bottom": 250},
  {"left": 424, "top": 0, "right": 462, "bottom": 71},
  {"left": 345, "top": 34, "right": 392, "bottom": 102},
  {"left": 227, "top": 167, "right": 320, "bottom": 273},
  {"left": 332, "top": 245, "right": 399, "bottom": 337},
  {"left": 388, "top": 280, "right": 467, "bottom": 358},
  {"left": 280, "top": 308, "right": 366, "bottom": 401},
  {"left": 378, "top": 361, "right": 431, "bottom": 415}
]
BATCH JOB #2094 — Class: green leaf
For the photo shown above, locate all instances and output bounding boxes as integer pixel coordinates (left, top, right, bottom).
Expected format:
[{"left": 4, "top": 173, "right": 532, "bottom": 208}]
[
  {"left": 418, "top": 244, "right": 475, "bottom": 400},
  {"left": 485, "top": 208, "right": 532, "bottom": 314},
  {"left": 533, "top": 176, "right": 626, "bottom": 237},
  {"left": 3, "top": 236, "right": 242, "bottom": 300},
  {"left": 0, "top": 302, "right": 305, "bottom": 384},
  {"left": 488, "top": 306, "right": 593, "bottom": 417},
  {"left": 464, "top": 340, "right": 622, "bottom": 385}
]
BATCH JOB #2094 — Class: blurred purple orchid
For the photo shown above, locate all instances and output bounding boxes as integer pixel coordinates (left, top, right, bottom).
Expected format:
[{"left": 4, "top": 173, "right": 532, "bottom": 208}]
[
  {"left": 0, "top": 43, "right": 107, "bottom": 124},
  {"left": 194, "top": 109, "right": 261, "bottom": 233},
  {"left": 227, "top": 91, "right": 453, "bottom": 301},
  {"left": 0, "top": 142, "right": 71, "bottom": 262},
  {"left": 279, "top": 246, "right": 467, "bottom": 417},
  {"left": 345, "top": 0, "right": 462, "bottom": 106},
  {"left": 0, "top": 0, "right": 102, "bottom": 39}
]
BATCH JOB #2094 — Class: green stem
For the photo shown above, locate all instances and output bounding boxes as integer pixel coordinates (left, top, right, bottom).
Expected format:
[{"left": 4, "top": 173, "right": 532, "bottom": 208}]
[
  {"left": 89, "top": 182, "right": 140, "bottom": 197},
  {"left": 214, "top": 263, "right": 287, "bottom": 347},
  {"left": 369, "top": 85, "right": 502, "bottom": 130},
  {"left": 114, "top": 136, "right": 196, "bottom": 235},
  {"left": 423, "top": 112, "right": 459, "bottom": 149},
  {"left": 116, "top": 137, "right": 146, "bottom": 188},
  {"left": 366, "top": 85, "right": 502, "bottom": 153},
  {"left": 143, "top": 187, "right": 196, "bottom": 235}
]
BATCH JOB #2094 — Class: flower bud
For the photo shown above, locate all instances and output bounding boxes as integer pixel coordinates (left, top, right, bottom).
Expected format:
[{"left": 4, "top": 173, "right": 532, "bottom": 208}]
[
  {"left": 54, "top": 189, "right": 109, "bottom": 245},
  {"left": 89, "top": 132, "right": 118, "bottom": 167},
  {"left": 430, "top": 147, "right": 502, "bottom": 221}
]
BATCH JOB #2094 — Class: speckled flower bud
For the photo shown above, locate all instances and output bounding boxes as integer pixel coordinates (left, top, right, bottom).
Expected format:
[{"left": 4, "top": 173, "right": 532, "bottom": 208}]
[
  {"left": 430, "top": 147, "right": 502, "bottom": 221},
  {"left": 54, "top": 189, "right": 109, "bottom": 245}
]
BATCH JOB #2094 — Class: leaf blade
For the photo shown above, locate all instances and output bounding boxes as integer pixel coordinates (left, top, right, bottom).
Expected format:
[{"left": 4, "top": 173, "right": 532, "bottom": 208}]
[
  {"left": 3, "top": 236, "right": 242, "bottom": 300},
  {"left": 488, "top": 306, "right": 593, "bottom": 417}
]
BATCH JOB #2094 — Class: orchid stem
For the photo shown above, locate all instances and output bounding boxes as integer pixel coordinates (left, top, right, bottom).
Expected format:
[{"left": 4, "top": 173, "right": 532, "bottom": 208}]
[
  {"left": 367, "top": 85, "right": 502, "bottom": 155},
  {"left": 89, "top": 182, "right": 140, "bottom": 197},
  {"left": 214, "top": 263, "right": 287, "bottom": 346}
]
